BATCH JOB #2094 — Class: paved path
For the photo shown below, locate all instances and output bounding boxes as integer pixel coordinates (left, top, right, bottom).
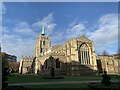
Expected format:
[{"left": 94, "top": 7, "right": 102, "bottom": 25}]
[{"left": 8, "top": 79, "right": 119, "bottom": 86}]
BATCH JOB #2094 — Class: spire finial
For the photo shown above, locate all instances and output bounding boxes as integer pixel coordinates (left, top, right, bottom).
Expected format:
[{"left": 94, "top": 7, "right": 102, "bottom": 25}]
[{"left": 42, "top": 23, "right": 45, "bottom": 35}]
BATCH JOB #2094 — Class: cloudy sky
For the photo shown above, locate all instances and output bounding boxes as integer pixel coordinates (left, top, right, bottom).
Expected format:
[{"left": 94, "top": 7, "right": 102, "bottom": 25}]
[{"left": 1, "top": 2, "right": 118, "bottom": 61}]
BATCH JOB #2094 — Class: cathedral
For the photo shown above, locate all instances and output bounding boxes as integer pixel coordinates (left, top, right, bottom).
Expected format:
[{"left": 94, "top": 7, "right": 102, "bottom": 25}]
[{"left": 19, "top": 25, "right": 120, "bottom": 76}]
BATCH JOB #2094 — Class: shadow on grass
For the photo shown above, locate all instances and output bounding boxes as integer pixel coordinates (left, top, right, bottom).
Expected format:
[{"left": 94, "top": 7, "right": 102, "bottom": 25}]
[
  {"left": 7, "top": 85, "right": 90, "bottom": 90},
  {"left": 4, "top": 86, "right": 24, "bottom": 90},
  {"left": 88, "top": 82, "right": 120, "bottom": 90}
]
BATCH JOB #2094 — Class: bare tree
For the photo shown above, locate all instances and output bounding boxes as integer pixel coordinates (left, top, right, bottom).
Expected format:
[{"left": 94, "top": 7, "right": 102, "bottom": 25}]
[
  {"left": 102, "top": 50, "right": 109, "bottom": 56},
  {"left": 117, "top": 48, "right": 120, "bottom": 54},
  {"left": 117, "top": 48, "right": 120, "bottom": 59}
]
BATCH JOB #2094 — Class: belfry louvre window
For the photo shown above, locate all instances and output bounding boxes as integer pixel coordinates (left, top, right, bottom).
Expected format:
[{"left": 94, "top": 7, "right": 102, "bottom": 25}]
[
  {"left": 40, "top": 48, "right": 42, "bottom": 53},
  {"left": 43, "top": 41, "right": 45, "bottom": 46},
  {"left": 56, "top": 58, "right": 60, "bottom": 68}
]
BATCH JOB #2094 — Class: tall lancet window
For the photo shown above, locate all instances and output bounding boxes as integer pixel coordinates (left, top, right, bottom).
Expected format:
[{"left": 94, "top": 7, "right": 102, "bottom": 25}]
[
  {"left": 43, "top": 41, "right": 45, "bottom": 46},
  {"left": 40, "top": 41, "right": 42, "bottom": 47},
  {"left": 40, "top": 41, "right": 42, "bottom": 53},
  {"left": 40, "top": 48, "right": 42, "bottom": 53},
  {"left": 79, "top": 43, "right": 90, "bottom": 65}
]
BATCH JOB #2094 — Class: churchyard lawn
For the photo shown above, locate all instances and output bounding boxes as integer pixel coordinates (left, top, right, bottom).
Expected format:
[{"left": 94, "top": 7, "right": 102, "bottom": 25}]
[
  {"left": 7, "top": 74, "right": 120, "bottom": 89},
  {"left": 8, "top": 74, "right": 102, "bottom": 84},
  {"left": 24, "top": 83, "right": 89, "bottom": 89}
]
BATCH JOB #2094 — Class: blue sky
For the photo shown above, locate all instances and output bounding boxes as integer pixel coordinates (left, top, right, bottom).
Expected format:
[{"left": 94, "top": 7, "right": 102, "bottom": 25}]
[{"left": 1, "top": 2, "right": 118, "bottom": 61}]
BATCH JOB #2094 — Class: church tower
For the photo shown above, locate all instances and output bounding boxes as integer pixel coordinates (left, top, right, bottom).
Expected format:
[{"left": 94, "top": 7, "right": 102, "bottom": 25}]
[{"left": 34, "top": 24, "right": 50, "bottom": 57}]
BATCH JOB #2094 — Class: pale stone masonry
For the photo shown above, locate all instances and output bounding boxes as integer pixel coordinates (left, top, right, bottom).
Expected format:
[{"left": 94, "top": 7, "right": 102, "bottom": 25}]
[
  {"left": 96, "top": 55, "right": 120, "bottom": 74},
  {"left": 19, "top": 26, "right": 120, "bottom": 75}
]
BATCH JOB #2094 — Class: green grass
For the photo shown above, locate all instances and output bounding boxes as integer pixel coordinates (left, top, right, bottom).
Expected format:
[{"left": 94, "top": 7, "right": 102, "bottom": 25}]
[
  {"left": 8, "top": 74, "right": 120, "bottom": 84},
  {"left": 8, "top": 74, "right": 120, "bottom": 89},
  {"left": 24, "top": 83, "right": 89, "bottom": 89},
  {"left": 8, "top": 74, "right": 101, "bottom": 84}
]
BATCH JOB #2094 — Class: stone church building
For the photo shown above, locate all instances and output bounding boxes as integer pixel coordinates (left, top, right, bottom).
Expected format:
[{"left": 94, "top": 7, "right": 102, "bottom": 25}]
[{"left": 19, "top": 26, "right": 120, "bottom": 76}]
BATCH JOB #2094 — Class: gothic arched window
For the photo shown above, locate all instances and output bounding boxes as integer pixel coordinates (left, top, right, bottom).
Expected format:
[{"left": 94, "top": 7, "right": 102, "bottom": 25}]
[{"left": 79, "top": 43, "right": 90, "bottom": 64}]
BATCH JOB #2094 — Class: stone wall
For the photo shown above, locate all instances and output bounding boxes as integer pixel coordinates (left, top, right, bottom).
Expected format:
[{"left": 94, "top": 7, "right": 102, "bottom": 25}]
[{"left": 96, "top": 55, "right": 120, "bottom": 74}]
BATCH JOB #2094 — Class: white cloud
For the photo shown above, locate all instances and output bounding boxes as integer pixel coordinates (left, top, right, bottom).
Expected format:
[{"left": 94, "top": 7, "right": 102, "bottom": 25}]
[
  {"left": 1, "top": 3, "right": 6, "bottom": 45},
  {"left": 51, "top": 31, "right": 64, "bottom": 45},
  {"left": 2, "top": 22, "right": 37, "bottom": 61},
  {"left": 51, "top": 13, "right": 118, "bottom": 54},
  {"left": 51, "top": 21, "right": 86, "bottom": 45},
  {"left": 2, "top": 12, "right": 118, "bottom": 61},
  {"left": 89, "top": 13, "right": 118, "bottom": 54},
  {"left": 0, "top": 3, "right": 6, "bottom": 25},
  {"left": 2, "top": 13, "right": 56, "bottom": 61},
  {"left": 69, "top": 18, "right": 78, "bottom": 27},
  {"left": 2, "top": 26, "right": 9, "bottom": 34},
  {"left": 13, "top": 22, "right": 36, "bottom": 36},
  {"left": 42, "top": 13, "right": 54, "bottom": 23},
  {"left": 2, "top": 34, "right": 35, "bottom": 61},
  {"left": 66, "top": 23, "right": 85, "bottom": 39},
  {"left": 32, "top": 13, "right": 56, "bottom": 35}
]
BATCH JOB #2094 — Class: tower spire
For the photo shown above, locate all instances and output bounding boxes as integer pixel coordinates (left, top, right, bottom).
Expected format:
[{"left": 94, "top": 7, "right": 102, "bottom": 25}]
[{"left": 42, "top": 23, "right": 45, "bottom": 35}]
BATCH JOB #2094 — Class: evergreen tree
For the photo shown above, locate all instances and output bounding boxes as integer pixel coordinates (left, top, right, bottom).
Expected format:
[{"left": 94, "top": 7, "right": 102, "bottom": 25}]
[{"left": 1, "top": 53, "right": 9, "bottom": 90}]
